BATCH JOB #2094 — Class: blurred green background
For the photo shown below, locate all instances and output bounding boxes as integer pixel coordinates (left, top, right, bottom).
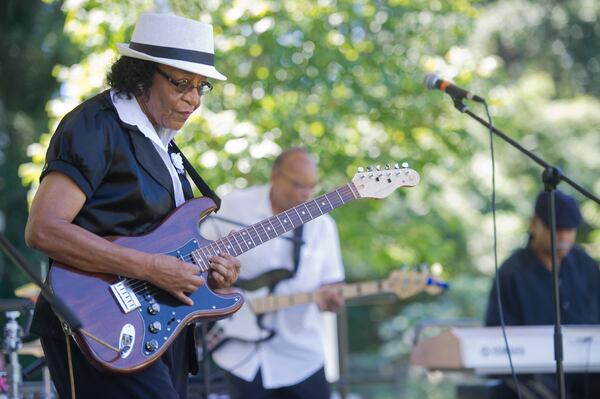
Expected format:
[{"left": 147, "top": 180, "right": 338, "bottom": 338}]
[{"left": 1, "top": 0, "right": 599, "bottom": 397}]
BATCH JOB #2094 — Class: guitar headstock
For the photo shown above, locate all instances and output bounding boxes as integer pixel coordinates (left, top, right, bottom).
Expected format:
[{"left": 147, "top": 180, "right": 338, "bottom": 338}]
[
  {"left": 386, "top": 270, "right": 446, "bottom": 299},
  {"left": 352, "top": 162, "right": 420, "bottom": 199}
]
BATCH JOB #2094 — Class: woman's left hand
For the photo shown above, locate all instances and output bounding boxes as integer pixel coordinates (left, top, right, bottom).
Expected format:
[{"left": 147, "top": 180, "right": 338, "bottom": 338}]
[{"left": 207, "top": 253, "right": 241, "bottom": 289}]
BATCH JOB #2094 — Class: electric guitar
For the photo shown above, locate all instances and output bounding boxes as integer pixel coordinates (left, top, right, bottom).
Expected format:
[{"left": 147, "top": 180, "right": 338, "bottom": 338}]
[
  {"left": 205, "top": 270, "right": 447, "bottom": 354},
  {"left": 49, "top": 163, "right": 419, "bottom": 374}
]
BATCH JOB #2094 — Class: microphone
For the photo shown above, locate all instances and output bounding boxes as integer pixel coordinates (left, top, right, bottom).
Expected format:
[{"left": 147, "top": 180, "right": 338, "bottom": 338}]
[{"left": 424, "top": 74, "right": 485, "bottom": 103}]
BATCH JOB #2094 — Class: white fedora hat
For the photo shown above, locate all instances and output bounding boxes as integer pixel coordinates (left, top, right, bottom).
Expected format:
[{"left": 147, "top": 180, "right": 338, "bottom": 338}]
[{"left": 116, "top": 13, "right": 227, "bottom": 81}]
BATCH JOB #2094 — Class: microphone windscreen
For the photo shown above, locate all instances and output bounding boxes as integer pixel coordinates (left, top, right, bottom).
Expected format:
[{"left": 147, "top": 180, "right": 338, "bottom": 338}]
[{"left": 424, "top": 74, "right": 440, "bottom": 89}]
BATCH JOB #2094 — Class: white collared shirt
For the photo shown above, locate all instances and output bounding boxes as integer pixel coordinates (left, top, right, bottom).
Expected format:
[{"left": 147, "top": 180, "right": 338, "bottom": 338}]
[
  {"left": 199, "top": 184, "right": 345, "bottom": 388},
  {"left": 110, "top": 90, "right": 186, "bottom": 206}
]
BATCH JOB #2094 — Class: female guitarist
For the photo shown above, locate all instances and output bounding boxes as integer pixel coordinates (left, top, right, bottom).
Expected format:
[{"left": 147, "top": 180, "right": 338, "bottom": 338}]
[{"left": 24, "top": 13, "right": 240, "bottom": 399}]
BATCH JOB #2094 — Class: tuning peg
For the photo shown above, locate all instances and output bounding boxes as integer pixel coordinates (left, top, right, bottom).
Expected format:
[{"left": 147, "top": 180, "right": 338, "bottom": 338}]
[
  {"left": 376, "top": 165, "right": 381, "bottom": 171},
  {"left": 385, "top": 164, "right": 390, "bottom": 170},
  {"left": 357, "top": 166, "right": 366, "bottom": 179},
  {"left": 366, "top": 166, "right": 372, "bottom": 172},
  {"left": 394, "top": 163, "right": 400, "bottom": 169},
  {"left": 401, "top": 162, "right": 409, "bottom": 168}
]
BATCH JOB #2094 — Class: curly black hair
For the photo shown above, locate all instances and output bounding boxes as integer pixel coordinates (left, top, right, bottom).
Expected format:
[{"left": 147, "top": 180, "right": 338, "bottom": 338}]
[{"left": 106, "top": 57, "right": 157, "bottom": 99}]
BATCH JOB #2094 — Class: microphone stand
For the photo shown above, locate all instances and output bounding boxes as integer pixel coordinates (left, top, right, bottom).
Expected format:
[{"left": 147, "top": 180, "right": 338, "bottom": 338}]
[{"left": 451, "top": 97, "right": 600, "bottom": 399}]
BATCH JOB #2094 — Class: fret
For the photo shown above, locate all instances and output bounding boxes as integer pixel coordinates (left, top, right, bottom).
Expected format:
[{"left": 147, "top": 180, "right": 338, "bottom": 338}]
[
  {"left": 356, "top": 282, "right": 376, "bottom": 296},
  {"left": 296, "top": 203, "right": 312, "bottom": 223},
  {"left": 341, "top": 184, "right": 358, "bottom": 202},
  {"left": 199, "top": 244, "right": 216, "bottom": 267},
  {"left": 347, "top": 182, "right": 360, "bottom": 199},
  {"left": 191, "top": 250, "right": 209, "bottom": 272},
  {"left": 239, "top": 229, "right": 255, "bottom": 250},
  {"left": 207, "top": 242, "right": 220, "bottom": 256},
  {"left": 334, "top": 188, "right": 344, "bottom": 205},
  {"left": 215, "top": 239, "right": 229, "bottom": 255},
  {"left": 306, "top": 199, "right": 322, "bottom": 218},
  {"left": 265, "top": 218, "right": 280, "bottom": 237},
  {"left": 269, "top": 215, "right": 286, "bottom": 235},
  {"left": 302, "top": 201, "right": 315, "bottom": 219},
  {"left": 250, "top": 225, "right": 263, "bottom": 245},
  {"left": 334, "top": 190, "right": 346, "bottom": 206},
  {"left": 315, "top": 194, "right": 333, "bottom": 213},
  {"left": 222, "top": 235, "right": 240, "bottom": 257},
  {"left": 257, "top": 222, "right": 272, "bottom": 241},
  {"left": 276, "top": 213, "right": 293, "bottom": 232},
  {"left": 230, "top": 235, "right": 243, "bottom": 256},
  {"left": 292, "top": 207, "right": 304, "bottom": 224},
  {"left": 231, "top": 231, "right": 249, "bottom": 252},
  {"left": 194, "top": 249, "right": 211, "bottom": 271},
  {"left": 337, "top": 186, "right": 350, "bottom": 203},
  {"left": 285, "top": 209, "right": 302, "bottom": 228}
]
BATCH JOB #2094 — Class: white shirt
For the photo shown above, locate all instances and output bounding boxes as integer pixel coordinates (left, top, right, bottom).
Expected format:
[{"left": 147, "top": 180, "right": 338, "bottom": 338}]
[
  {"left": 199, "top": 184, "right": 345, "bottom": 388},
  {"left": 110, "top": 90, "right": 186, "bottom": 206}
]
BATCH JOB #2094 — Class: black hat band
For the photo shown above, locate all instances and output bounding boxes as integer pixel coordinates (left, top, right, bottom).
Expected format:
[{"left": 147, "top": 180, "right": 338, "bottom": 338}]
[{"left": 129, "top": 42, "right": 214, "bottom": 66}]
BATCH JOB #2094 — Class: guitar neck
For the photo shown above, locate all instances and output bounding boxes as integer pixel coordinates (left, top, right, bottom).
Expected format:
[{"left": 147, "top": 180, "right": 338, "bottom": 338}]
[
  {"left": 191, "top": 183, "right": 360, "bottom": 271},
  {"left": 250, "top": 279, "right": 393, "bottom": 315}
]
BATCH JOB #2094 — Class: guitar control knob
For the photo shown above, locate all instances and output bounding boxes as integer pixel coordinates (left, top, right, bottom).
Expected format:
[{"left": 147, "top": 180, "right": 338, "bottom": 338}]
[
  {"left": 147, "top": 303, "right": 160, "bottom": 315},
  {"left": 145, "top": 339, "right": 159, "bottom": 352},
  {"left": 149, "top": 321, "right": 162, "bottom": 333}
]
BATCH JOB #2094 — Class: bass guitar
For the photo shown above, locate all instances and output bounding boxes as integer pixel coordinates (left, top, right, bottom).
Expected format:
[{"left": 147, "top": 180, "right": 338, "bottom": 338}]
[
  {"left": 49, "top": 163, "right": 419, "bottom": 374},
  {"left": 205, "top": 270, "right": 447, "bottom": 353}
]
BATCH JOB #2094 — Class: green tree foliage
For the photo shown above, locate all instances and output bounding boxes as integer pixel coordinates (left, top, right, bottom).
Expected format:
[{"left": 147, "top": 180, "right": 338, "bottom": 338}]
[
  {"left": 14, "top": 1, "right": 600, "bottom": 396},
  {"left": 22, "top": 0, "right": 485, "bottom": 279},
  {"left": 0, "top": 0, "right": 79, "bottom": 300}
]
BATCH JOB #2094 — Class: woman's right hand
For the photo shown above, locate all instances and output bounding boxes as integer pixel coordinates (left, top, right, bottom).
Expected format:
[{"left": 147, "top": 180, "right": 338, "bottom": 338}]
[{"left": 145, "top": 253, "right": 205, "bottom": 305}]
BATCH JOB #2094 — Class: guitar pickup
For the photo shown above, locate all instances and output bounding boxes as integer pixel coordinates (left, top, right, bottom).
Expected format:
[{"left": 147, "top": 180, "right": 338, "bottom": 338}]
[{"left": 110, "top": 281, "right": 142, "bottom": 314}]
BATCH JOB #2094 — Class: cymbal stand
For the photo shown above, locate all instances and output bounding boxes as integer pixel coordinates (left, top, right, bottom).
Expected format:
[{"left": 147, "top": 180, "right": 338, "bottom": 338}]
[{"left": 3, "top": 311, "right": 23, "bottom": 399}]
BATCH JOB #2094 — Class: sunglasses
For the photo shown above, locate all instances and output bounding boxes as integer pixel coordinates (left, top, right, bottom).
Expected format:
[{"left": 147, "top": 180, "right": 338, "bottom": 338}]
[{"left": 156, "top": 68, "right": 213, "bottom": 96}]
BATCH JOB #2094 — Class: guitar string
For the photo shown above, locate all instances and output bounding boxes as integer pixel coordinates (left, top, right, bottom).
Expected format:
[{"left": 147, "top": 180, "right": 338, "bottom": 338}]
[
  {"left": 118, "top": 184, "right": 359, "bottom": 296},
  {"left": 121, "top": 225, "right": 287, "bottom": 293}
]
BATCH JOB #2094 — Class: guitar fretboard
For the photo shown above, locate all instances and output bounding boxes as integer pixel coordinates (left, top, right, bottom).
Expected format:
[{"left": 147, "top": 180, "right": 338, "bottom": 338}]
[
  {"left": 250, "top": 279, "right": 392, "bottom": 315},
  {"left": 191, "top": 183, "right": 359, "bottom": 271}
]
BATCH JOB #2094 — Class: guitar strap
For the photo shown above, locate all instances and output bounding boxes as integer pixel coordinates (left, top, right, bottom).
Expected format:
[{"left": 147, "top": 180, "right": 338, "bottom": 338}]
[
  {"left": 257, "top": 225, "right": 304, "bottom": 335},
  {"left": 291, "top": 225, "right": 304, "bottom": 277},
  {"left": 170, "top": 141, "right": 221, "bottom": 211},
  {"left": 268, "top": 225, "right": 304, "bottom": 289},
  {"left": 265, "top": 225, "right": 303, "bottom": 294}
]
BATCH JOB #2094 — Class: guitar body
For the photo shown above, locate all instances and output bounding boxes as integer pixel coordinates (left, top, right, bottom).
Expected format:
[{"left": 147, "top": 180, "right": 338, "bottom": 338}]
[
  {"left": 49, "top": 197, "right": 244, "bottom": 374},
  {"left": 206, "top": 268, "right": 448, "bottom": 358}
]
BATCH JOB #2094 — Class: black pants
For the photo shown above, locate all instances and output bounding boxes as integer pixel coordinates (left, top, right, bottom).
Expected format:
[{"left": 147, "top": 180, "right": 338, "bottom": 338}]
[
  {"left": 226, "top": 367, "right": 330, "bottom": 399},
  {"left": 41, "top": 331, "right": 193, "bottom": 399}
]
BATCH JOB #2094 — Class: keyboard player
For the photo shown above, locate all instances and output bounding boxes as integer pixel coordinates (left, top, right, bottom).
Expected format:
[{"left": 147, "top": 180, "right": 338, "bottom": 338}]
[{"left": 485, "top": 190, "right": 600, "bottom": 398}]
